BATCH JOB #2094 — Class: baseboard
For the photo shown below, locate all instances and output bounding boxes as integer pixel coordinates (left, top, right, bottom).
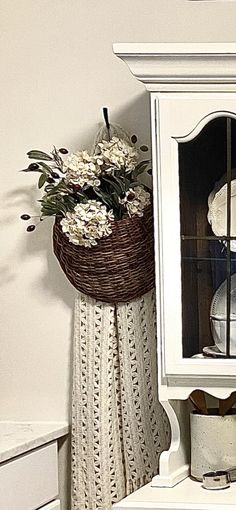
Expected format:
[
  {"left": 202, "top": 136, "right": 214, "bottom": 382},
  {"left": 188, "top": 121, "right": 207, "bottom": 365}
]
[{"left": 151, "top": 464, "right": 189, "bottom": 488}]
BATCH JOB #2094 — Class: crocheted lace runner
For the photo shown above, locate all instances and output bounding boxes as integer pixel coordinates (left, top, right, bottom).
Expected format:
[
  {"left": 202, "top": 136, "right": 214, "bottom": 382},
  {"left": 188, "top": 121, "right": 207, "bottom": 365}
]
[{"left": 71, "top": 290, "right": 170, "bottom": 510}]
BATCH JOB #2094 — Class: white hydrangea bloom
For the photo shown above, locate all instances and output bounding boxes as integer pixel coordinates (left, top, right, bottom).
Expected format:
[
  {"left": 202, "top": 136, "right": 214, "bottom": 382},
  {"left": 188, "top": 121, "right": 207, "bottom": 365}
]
[
  {"left": 60, "top": 200, "right": 114, "bottom": 247},
  {"left": 97, "top": 137, "right": 139, "bottom": 173},
  {"left": 120, "top": 186, "right": 151, "bottom": 217},
  {"left": 63, "top": 150, "right": 102, "bottom": 188}
]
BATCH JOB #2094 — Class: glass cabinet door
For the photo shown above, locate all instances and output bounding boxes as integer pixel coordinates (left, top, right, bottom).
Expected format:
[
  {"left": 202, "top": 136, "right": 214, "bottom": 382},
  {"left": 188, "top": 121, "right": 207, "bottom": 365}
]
[
  {"left": 179, "top": 117, "right": 236, "bottom": 359},
  {"left": 156, "top": 94, "right": 236, "bottom": 376}
]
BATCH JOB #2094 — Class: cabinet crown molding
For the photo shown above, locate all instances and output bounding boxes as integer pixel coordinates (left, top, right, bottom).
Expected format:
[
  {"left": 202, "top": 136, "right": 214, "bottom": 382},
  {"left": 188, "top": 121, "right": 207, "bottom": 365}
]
[{"left": 113, "top": 43, "right": 236, "bottom": 90}]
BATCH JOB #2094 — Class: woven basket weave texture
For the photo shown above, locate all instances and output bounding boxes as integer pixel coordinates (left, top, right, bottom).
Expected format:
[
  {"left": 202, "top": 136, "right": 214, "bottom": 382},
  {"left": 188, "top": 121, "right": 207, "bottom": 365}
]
[{"left": 53, "top": 205, "right": 155, "bottom": 303}]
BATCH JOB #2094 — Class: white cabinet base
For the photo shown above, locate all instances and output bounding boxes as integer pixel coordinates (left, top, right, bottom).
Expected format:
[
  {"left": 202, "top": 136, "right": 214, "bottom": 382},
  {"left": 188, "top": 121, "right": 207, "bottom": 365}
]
[
  {"left": 151, "top": 464, "right": 189, "bottom": 489},
  {"left": 113, "top": 477, "right": 236, "bottom": 510},
  {"left": 0, "top": 441, "right": 58, "bottom": 510},
  {"left": 0, "top": 422, "right": 68, "bottom": 510}
]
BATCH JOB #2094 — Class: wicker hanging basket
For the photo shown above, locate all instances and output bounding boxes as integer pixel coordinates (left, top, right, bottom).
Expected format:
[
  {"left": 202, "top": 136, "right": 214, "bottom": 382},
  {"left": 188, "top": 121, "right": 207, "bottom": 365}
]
[{"left": 53, "top": 205, "right": 155, "bottom": 303}]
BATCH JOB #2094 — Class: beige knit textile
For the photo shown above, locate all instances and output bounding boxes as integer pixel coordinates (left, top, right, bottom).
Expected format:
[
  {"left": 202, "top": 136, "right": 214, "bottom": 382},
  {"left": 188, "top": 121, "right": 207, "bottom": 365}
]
[{"left": 71, "top": 289, "right": 170, "bottom": 510}]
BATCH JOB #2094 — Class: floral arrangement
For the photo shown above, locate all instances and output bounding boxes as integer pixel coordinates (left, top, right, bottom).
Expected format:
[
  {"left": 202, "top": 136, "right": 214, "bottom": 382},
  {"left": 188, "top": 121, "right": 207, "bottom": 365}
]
[{"left": 20, "top": 135, "right": 151, "bottom": 248}]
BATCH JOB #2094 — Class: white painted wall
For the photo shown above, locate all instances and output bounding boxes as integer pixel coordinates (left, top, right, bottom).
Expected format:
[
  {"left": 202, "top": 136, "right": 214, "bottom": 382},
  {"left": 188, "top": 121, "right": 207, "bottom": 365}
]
[{"left": 1, "top": 0, "right": 236, "bottom": 422}]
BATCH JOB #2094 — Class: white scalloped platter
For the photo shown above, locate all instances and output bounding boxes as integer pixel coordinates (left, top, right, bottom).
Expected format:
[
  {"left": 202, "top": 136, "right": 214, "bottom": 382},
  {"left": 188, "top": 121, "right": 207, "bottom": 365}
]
[{"left": 208, "top": 179, "right": 236, "bottom": 251}]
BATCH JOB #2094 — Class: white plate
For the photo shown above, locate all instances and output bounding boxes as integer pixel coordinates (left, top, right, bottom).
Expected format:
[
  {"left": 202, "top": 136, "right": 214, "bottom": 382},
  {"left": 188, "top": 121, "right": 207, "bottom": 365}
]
[
  {"left": 210, "top": 273, "right": 236, "bottom": 317},
  {"left": 203, "top": 345, "right": 236, "bottom": 358},
  {"left": 208, "top": 178, "right": 236, "bottom": 251},
  {"left": 203, "top": 345, "right": 226, "bottom": 358},
  {"left": 210, "top": 273, "right": 236, "bottom": 354}
]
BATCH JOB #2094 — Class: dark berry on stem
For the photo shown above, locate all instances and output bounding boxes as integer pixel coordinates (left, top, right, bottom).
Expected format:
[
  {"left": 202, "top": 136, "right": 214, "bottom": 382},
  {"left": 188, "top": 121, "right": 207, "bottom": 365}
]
[
  {"left": 27, "top": 225, "right": 36, "bottom": 232},
  {"left": 52, "top": 172, "right": 59, "bottom": 179},
  {"left": 73, "top": 184, "right": 81, "bottom": 191},
  {"left": 47, "top": 177, "right": 54, "bottom": 184},
  {"left": 21, "top": 214, "right": 31, "bottom": 220},
  {"left": 28, "top": 163, "right": 40, "bottom": 170},
  {"left": 127, "top": 192, "right": 135, "bottom": 201},
  {"left": 131, "top": 134, "right": 137, "bottom": 144},
  {"left": 59, "top": 148, "right": 68, "bottom": 154}
]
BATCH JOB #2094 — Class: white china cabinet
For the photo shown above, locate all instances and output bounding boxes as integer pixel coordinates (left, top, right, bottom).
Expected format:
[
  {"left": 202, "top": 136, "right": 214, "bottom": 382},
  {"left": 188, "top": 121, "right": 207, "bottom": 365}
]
[{"left": 113, "top": 44, "right": 236, "bottom": 490}]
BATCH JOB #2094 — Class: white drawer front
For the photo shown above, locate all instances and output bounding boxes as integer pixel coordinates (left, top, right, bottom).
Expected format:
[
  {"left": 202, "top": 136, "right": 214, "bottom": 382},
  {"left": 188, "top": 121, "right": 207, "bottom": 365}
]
[
  {"left": 40, "top": 500, "right": 61, "bottom": 510},
  {"left": 0, "top": 441, "right": 58, "bottom": 510}
]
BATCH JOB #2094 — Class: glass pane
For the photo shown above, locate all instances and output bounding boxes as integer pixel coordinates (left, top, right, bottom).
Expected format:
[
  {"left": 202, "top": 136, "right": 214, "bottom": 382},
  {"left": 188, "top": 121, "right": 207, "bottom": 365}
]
[
  {"left": 178, "top": 117, "right": 236, "bottom": 238},
  {"left": 178, "top": 116, "right": 236, "bottom": 359},
  {"left": 209, "top": 253, "right": 236, "bottom": 359},
  {"left": 181, "top": 239, "right": 226, "bottom": 358}
]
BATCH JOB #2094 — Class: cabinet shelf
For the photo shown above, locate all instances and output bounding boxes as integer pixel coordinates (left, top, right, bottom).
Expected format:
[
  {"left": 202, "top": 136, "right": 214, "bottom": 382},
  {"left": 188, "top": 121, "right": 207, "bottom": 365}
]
[{"left": 113, "top": 477, "right": 236, "bottom": 510}]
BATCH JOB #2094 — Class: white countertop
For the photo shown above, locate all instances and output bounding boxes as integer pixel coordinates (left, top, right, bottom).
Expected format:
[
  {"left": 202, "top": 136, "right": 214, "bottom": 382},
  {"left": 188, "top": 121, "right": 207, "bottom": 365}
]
[
  {"left": 113, "top": 478, "right": 236, "bottom": 509},
  {"left": 0, "top": 421, "right": 69, "bottom": 463}
]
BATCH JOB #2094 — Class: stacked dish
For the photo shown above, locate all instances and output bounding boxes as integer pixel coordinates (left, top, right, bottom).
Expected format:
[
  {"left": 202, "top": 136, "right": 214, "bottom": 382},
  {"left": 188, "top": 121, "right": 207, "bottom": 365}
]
[
  {"left": 210, "top": 274, "right": 236, "bottom": 355},
  {"left": 208, "top": 175, "right": 236, "bottom": 354}
]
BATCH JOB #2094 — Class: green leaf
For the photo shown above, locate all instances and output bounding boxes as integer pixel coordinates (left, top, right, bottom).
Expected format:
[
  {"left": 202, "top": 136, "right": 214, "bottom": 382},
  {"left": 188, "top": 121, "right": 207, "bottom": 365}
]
[
  {"left": 41, "top": 207, "right": 56, "bottom": 217},
  {"left": 63, "top": 196, "right": 78, "bottom": 211},
  {"left": 120, "top": 175, "right": 130, "bottom": 191},
  {"left": 40, "top": 187, "right": 78, "bottom": 217},
  {"left": 132, "top": 160, "right": 149, "bottom": 179},
  {"left": 74, "top": 191, "right": 88, "bottom": 202},
  {"left": 38, "top": 173, "right": 47, "bottom": 189},
  {"left": 44, "top": 184, "right": 55, "bottom": 192},
  {"left": 102, "top": 177, "right": 121, "bottom": 195},
  {"left": 51, "top": 146, "right": 63, "bottom": 168},
  {"left": 111, "top": 175, "right": 126, "bottom": 192},
  {"left": 20, "top": 168, "right": 43, "bottom": 173},
  {"left": 44, "top": 179, "right": 68, "bottom": 197},
  {"left": 93, "top": 188, "right": 113, "bottom": 208},
  {"left": 128, "top": 181, "right": 140, "bottom": 189},
  {"left": 135, "top": 159, "right": 150, "bottom": 170},
  {"left": 27, "top": 150, "right": 53, "bottom": 161},
  {"left": 39, "top": 162, "right": 53, "bottom": 173},
  {"left": 133, "top": 165, "right": 148, "bottom": 178}
]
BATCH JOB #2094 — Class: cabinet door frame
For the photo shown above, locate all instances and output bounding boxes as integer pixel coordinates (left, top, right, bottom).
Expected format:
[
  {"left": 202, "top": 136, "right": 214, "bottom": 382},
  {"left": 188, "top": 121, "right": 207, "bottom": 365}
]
[{"left": 152, "top": 92, "right": 236, "bottom": 378}]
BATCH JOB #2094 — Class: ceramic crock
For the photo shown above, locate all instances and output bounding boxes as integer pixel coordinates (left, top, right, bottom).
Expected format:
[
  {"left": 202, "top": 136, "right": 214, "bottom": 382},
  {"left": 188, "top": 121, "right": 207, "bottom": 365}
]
[{"left": 190, "top": 410, "right": 236, "bottom": 481}]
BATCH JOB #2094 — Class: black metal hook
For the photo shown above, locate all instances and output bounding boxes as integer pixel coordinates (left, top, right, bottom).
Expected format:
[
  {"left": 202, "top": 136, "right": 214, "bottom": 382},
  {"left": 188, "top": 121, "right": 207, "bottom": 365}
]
[{"left": 102, "top": 107, "right": 110, "bottom": 139}]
